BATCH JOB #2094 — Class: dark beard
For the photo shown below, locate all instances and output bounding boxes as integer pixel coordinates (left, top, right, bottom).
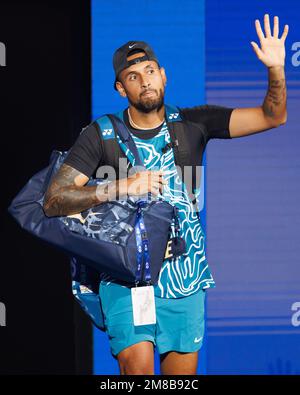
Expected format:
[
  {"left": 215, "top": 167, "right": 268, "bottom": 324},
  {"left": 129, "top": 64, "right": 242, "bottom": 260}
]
[{"left": 127, "top": 88, "right": 164, "bottom": 114}]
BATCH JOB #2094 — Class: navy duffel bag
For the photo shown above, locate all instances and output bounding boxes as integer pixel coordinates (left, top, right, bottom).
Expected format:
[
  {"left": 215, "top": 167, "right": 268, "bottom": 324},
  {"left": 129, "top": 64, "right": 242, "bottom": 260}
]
[{"left": 7, "top": 134, "right": 178, "bottom": 286}]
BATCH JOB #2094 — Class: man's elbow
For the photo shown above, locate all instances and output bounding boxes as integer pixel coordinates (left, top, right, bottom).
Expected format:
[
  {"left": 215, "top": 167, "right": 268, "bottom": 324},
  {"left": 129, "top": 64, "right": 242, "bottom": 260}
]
[
  {"left": 269, "top": 112, "right": 287, "bottom": 128},
  {"left": 43, "top": 203, "right": 55, "bottom": 217},
  {"left": 280, "top": 113, "right": 288, "bottom": 125},
  {"left": 43, "top": 196, "right": 58, "bottom": 217},
  {"left": 277, "top": 110, "right": 288, "bottom": 126}
]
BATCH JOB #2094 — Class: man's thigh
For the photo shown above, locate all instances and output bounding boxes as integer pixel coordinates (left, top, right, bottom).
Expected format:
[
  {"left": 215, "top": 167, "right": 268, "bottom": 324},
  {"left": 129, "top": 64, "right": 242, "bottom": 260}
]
[
  {"left": 99, "top": 281, "right": 156, "bottom": 359},
  {"left": 156, "top": 289, "right": 206, "bottom": 357}
]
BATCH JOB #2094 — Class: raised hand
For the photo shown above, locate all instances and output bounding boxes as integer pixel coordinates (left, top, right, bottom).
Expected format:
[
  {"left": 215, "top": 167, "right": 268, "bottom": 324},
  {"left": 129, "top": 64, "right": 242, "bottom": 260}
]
[{"left": 251, "top": 14, "right": 289, "bottom": 68}]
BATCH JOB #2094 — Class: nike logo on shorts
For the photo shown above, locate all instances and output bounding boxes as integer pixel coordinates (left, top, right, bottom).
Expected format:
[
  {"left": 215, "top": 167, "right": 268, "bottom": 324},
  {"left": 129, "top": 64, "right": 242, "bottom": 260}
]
[{"left": 194, "top": 337, "right": 203, "bottom": 343}]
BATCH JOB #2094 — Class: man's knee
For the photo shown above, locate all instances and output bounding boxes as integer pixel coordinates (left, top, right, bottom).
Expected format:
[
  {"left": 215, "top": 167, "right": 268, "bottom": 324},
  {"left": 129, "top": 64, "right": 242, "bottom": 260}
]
[
  {"left": 117, "top": 341, "right": 155, "bottom": 375},
  {"left": 159, "top": 350, "right": 199, "bottom": 375}
]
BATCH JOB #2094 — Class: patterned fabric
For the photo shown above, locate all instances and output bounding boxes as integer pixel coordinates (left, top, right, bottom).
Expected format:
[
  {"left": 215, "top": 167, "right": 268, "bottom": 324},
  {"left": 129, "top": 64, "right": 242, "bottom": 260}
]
[
  {"left": 60, "top": 196, "right": 136, "bottom": 245},
  {"left": 102, "top": 119, "right": 215, "bottom": 298}
]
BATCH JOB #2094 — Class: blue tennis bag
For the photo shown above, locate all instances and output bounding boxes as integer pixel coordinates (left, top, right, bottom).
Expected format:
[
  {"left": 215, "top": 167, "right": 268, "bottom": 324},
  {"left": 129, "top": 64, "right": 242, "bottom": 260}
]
[
  {"left": 8, "top": 107, "right": 189, "bottom": 330},
  {"left": 7, "top": 110, "right": 182, "bottom": 328},
  {"left": 8, "top": 116, "right": 179, "bottom": 285}
]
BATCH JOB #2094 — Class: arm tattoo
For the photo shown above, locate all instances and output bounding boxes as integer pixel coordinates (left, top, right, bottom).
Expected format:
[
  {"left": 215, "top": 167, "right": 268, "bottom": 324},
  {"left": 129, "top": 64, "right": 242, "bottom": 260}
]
[
  {"left": 263, "top": 67, "right": 286, "bottom": 119},
  {"left": 43, "top": 164, "right": 107, "bottom": 217}
]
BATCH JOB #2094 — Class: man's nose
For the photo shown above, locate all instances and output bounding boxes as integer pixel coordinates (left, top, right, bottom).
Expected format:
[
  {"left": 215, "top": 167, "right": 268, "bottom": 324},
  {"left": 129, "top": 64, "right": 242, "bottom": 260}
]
[{"left": 141, "top": 76, "right": 151, "bottom": 88}]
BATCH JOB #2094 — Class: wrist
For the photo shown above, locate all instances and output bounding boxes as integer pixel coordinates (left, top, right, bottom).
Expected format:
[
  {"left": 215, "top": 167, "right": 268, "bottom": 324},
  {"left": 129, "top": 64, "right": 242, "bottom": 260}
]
[
  {"left": 116, "top": 178, "right": 130, "bottom": 200},
  {"left": 105, "top": 179, "right": 129, "bottom": 201},
  {"left": 268, "top": 65, "right": 285, "bottom": 71},
  {"left": 95, "top": 183, "right": 110, "bottom": 203},
  {"left": 95, "top": 179, "right": 131, "bottom": 202}
]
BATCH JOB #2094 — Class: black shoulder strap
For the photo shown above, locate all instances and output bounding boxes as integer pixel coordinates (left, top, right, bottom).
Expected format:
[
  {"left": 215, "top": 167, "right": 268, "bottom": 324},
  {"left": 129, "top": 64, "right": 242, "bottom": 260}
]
[
  {"left": 167, "top": 120, "right": 198, "bottom": 205},
  {"left": 167, "top": 121, "right": 190, "bottom": 175},
  {"left": 96, "top": 113, "right": 145, "bottom": 170}
]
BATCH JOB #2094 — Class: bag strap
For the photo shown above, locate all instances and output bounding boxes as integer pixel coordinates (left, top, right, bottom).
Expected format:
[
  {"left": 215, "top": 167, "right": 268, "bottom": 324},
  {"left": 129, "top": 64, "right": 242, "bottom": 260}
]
[
  {"left": 96, "top": 114, "right": 144, "bottom": 169},
  {"left": 108, "top": 114, "right": 145, "bottom": 168},
  {"left": 165, "top": 106, "right": 190, "bottom": 174},
  {"left": 164, "top": 104, "right": 197, "bottom": 205}
]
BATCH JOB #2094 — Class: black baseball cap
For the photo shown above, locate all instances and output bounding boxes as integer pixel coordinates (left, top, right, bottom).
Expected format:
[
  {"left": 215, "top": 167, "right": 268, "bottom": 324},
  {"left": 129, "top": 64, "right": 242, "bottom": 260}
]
[{"left": 113, "top": 41, "right": 160, "bottom": 90}]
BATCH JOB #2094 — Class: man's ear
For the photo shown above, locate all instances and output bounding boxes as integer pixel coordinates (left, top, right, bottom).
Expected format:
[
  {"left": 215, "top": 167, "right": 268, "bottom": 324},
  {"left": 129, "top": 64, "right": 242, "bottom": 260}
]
[
  {"left": 115, "top": 80, "right": 127, "bottom": 98},
  {"left": 160, "top": 66, "right": 167, "bottom": 86}
]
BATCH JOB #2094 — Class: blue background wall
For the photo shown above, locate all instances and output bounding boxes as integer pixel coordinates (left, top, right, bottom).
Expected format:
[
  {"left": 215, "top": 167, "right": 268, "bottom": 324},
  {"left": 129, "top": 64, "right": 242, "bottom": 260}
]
[
  {"left": 205, "top": 0, "right": 300, "bottom": 375},
  {"left": 91, "top": 0, "right": 300, "bottom": 374}
]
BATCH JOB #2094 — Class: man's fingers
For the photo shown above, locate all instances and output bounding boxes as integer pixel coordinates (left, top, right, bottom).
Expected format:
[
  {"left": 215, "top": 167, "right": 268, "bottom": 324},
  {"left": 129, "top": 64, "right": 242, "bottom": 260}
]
[
  {"left": 273, "top": 15, "right": 279, "bottom": 38},
  {"left": 151, "top": 182, "right": 163, "bottom": 195},
  {"left": 257, "top": 14, "right": 287, "bottom": 41},
  {"left": 280, "top": 24, "right": 289, "bottom": 42},
  {"left": 147, "top": 171, "right": 167, "bottom": 183},
  {"left": 250, "top": 41, "right": 264, "bottom": 60},
  {"left": 151, "top": 187, "right": 159, "bottom": 196},
  {"left": 264, "top": 14, "right": 272, "bottom": 37},
  {"left": 255, "top": 19, "right": 265, "bottom": 42}
]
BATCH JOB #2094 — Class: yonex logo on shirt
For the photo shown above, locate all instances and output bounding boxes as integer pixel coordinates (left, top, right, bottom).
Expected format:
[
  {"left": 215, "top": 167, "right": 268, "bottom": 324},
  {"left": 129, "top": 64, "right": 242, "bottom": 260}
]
[{"left": 168, "top": 113, "right": 179, "bottom": 120}]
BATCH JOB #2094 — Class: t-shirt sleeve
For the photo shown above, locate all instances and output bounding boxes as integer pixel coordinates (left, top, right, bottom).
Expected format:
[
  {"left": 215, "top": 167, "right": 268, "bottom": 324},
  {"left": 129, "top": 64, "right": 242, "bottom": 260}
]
[
  {"left": 63, "top": 121, "right": 103, "bottom": 178},
  {"left": 179, "top": 104, "right": 235, "bottom": 140}
]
